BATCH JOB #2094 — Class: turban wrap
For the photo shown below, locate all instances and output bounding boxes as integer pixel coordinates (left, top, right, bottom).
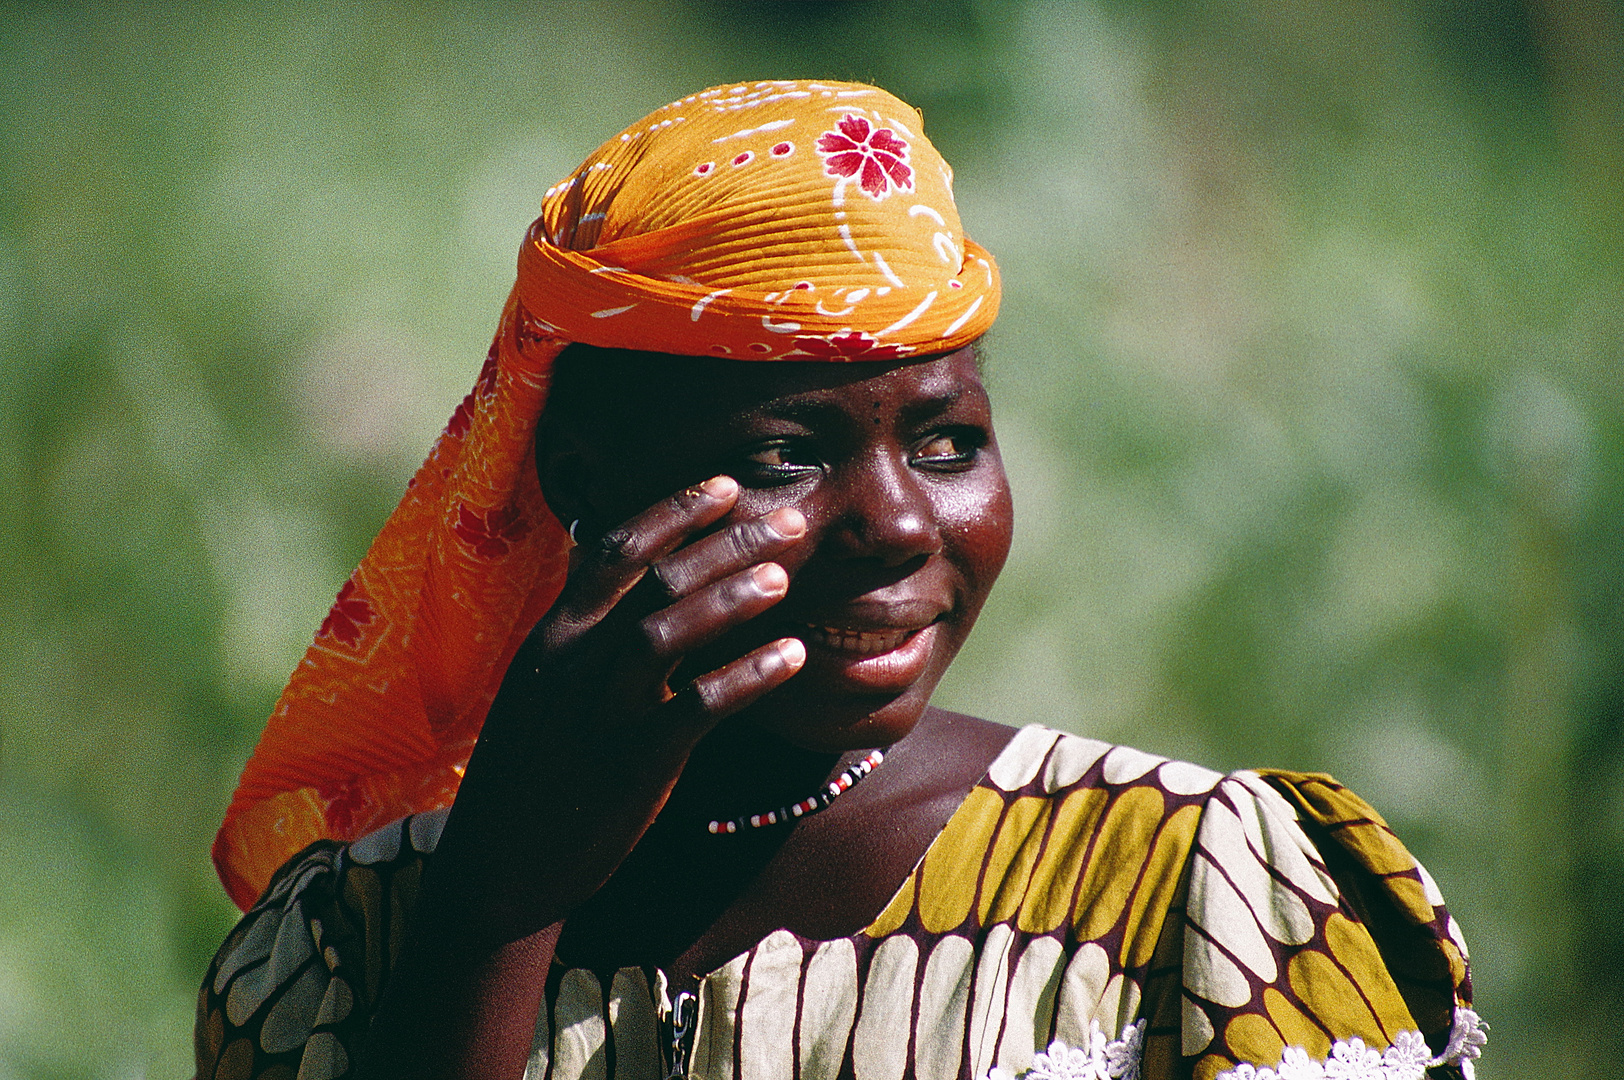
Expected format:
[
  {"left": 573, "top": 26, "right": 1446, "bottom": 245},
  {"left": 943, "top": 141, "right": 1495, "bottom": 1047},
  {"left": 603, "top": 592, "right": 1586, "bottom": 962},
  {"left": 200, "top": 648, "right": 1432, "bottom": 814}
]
[{"left": 214, "top": 80, "right": 1001, "bottom": 909}]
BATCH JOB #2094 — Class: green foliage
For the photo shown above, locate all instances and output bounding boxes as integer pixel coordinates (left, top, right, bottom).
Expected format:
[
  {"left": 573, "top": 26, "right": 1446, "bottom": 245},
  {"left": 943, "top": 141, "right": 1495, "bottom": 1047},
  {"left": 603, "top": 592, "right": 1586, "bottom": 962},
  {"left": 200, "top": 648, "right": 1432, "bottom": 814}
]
[{"left": 1, "top": 1, "right": 1619, "bottom": 1075}]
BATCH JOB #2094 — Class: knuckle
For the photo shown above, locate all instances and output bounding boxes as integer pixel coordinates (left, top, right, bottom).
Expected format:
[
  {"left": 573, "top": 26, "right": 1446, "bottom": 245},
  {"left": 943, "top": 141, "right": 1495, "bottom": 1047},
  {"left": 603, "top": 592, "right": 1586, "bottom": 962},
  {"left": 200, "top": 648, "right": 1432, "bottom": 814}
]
[
  {"left": 534, "top": 619, "right": 573, "bottom": 653},
  {"left": 637, "top": 613, "right": 676, "bottom": 659},
  {"left": 669, "top": 485, "right": 707, "bottom": 514},
  {"left": 722, "top": 523, "right": 756, "bottom": 563},
  {"left": 691, "top": 676, "right": 724, "bottom": 717},
  {"left": 533, "top": 607, "right": 581, "bottom": 646},
  {"left": 595, "top": 527, "right": 638, "bottom": 566},
  {"left": 647, "top": 559, "right": 684, "bottom": 600}
]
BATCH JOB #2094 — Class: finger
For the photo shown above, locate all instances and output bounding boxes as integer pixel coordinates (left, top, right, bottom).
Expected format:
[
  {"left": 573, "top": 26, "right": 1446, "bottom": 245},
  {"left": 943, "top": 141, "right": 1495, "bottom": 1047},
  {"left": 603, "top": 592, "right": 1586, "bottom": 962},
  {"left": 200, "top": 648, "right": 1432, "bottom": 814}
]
[
  {"left": 638, "top": 562, "right": 789, "bottom": 663},
  {"left": 664, "top": 637, "right": 807, "bottom": 732},
  {"left": 553, "top": 475, "right": 739, "bottom": 626},
  {"left": 648, "top": 506, "right": 806, "bottom": 601}
]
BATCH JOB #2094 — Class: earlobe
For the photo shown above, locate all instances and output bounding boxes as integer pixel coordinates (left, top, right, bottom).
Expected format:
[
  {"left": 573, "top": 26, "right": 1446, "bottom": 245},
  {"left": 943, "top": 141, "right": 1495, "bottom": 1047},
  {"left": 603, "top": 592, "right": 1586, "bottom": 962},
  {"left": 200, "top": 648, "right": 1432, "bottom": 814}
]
[{"left": 535, "top": 420, "right": 594, "bottom": 534}]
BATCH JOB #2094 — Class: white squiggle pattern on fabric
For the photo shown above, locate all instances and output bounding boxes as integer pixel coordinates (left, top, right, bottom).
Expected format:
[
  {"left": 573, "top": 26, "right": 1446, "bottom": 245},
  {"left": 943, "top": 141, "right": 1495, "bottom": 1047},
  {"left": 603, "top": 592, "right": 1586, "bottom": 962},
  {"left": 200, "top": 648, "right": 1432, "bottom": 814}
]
[
  {"left": 984, "top": 1020, "right": 1146, "bottom": 1080},
  {"left": 1211, "top": 1008, "right": 1488, "bottom": 1080},
  {"left": 982, "top": 1009, "right": 1486, "bottom": 1080}
]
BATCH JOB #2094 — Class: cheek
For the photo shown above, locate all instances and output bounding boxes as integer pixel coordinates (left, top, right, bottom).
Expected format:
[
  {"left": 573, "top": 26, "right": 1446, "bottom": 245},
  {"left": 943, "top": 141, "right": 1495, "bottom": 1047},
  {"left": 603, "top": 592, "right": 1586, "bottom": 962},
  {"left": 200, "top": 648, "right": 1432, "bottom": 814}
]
[
  {"left": 596, "top": 450, "right": 723, "bottom": 530},
  {"left": 941, "top": 468, "right": 1015, "bottom": 596},
  {"left": 727, "top": 486, "right": 821, "bottom": 569}
]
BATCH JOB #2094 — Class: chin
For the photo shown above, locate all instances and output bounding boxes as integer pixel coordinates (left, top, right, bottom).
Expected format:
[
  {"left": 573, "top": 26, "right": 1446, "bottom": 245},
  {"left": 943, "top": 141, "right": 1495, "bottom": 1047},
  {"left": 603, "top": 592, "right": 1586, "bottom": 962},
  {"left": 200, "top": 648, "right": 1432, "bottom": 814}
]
[
  {"left": 694, "top": 606, "right": 976, "bottom": 752},
  {"left": 742, "top": 654, "right": 951, "bottom": 753}
]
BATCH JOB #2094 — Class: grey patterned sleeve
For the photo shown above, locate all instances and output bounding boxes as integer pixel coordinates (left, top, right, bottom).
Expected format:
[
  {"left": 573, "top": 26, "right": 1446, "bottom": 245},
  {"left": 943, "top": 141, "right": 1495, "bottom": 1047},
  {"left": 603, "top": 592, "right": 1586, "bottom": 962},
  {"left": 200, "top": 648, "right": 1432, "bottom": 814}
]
[{"left": 194, "top": 809, "right": 448, "bottom": 1080}]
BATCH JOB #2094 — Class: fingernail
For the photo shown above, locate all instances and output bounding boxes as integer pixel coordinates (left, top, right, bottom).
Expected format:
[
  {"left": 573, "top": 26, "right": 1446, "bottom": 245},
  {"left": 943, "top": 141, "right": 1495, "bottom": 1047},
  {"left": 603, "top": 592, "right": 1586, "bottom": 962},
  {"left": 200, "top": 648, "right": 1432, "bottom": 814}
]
[
  {"left": 764, "top": 507, "right": 806, "bottom": 538},
  {"left": 752, "top": 562, "right": 788, "bottom": 592},
  {"left": 778, "top": 637, "right": 806, "bottom": 668},
  {"left": 701, "top": 475, "right": 737, "bottom": 499}
]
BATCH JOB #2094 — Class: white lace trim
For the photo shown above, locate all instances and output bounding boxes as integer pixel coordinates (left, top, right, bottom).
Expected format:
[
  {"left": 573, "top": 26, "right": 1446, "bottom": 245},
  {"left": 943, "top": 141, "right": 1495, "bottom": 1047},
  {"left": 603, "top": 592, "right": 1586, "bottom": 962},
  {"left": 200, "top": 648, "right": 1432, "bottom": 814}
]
[
  {"left": 982, "top": 1008, "right": 1486, "bottom": 1080},
  {"left": 1213, "top": 1007, "right": 1489, "bottom": 1080},
  {"left": 985, "top": 1020, "right": 1147, "bottom": 1080}
]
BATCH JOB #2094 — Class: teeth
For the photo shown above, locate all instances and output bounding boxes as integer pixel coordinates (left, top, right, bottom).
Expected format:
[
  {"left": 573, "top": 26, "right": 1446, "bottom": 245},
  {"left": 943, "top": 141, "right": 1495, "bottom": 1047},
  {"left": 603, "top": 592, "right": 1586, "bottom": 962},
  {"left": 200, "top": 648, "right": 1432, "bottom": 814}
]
[{"left": 803, "top": 625, "right": 917, "bottom": 655}]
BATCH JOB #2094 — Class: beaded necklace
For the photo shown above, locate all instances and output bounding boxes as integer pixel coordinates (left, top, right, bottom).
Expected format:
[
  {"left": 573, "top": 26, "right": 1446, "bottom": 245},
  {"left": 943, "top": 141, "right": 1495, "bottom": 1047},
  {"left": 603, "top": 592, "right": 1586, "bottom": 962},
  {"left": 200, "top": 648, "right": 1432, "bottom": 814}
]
[{"left": 707, "top": 748, "right": 885, "bottom": 834}]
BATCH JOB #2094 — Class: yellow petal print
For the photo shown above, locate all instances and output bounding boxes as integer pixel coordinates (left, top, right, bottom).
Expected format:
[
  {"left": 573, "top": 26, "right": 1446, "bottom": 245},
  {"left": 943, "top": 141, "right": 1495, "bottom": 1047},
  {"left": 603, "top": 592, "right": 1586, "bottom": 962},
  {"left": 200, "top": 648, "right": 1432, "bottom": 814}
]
[
  {"left": 1286, "top": 946, "right": 1387, "bottom": 1047},
  {"left": 1072, "top": 785, "right": 1166, "bottom": 941},
  {"left": 864, "top": 872, "right": 916, "bottom": 938},
  {"left": 979, "top": 796, "right": 1053, "bottom": 925},
  {"left": 1120, "top": 803, "right": 1202, "bottom": 968},
  {"left": 1263, "top": 986, "right": 1329, "bottom": 1054},
  {"left": 1018, "top": 788, "right": 1108, "bottom": 934},
  {"left": 1223, "top": 1012, "right": 1289, "bottom": 1070},
  {"left": 918, "top": 786, "right": 1005, "bottom": 934},
  {"left": 1322, "top": 912, "right": 1417, "bottom": 1040}
]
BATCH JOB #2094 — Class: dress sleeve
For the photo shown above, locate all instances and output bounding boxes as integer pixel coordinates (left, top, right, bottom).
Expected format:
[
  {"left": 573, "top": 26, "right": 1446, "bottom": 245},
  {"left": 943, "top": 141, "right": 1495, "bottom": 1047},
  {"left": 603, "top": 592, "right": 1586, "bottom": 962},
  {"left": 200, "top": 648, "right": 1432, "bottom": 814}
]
[
  {"left": 1172, "top": 770, "right": 1485, "bottom": 1080},
  {"left": 193, "top": 809, "right": 447, "bottom": 1080}
]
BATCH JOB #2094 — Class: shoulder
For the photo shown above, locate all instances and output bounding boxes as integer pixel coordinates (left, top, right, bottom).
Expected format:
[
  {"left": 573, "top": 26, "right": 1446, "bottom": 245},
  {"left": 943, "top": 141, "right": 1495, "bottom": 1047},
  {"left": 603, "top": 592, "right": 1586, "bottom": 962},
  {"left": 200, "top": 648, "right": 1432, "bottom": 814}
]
[
  {"left": 196, "top": 809, "right": 451, "bottom": 1079},
  {"left": 955, "top": 727, "right": 1485, "bottom": 1080},
  {"left": 980, "top": 724, "right": 1222, "bottom": 798}
]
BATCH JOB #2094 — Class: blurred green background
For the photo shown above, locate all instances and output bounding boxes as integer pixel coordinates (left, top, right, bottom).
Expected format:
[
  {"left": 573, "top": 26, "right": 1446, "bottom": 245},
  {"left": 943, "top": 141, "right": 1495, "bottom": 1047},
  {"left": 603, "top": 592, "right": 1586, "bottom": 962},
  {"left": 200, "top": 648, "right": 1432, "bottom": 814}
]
[{"left": 2, "top": 1, "right": 1620, "bottom": 1076}]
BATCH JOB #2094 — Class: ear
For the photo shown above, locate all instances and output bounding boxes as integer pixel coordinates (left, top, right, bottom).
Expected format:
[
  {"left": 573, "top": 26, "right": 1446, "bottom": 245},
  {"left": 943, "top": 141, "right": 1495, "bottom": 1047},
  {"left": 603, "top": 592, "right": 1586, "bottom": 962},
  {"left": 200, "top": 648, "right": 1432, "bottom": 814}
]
[{"left": 534, "top": 414, "right": 596, "bottom": 535}]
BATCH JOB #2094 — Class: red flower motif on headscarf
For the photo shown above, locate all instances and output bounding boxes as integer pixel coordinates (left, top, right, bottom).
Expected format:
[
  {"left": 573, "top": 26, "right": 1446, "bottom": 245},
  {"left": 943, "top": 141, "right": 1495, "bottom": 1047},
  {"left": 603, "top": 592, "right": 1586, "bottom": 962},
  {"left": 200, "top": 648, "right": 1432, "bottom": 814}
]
[
  {"left": 816, "top": 115, "right": 914, "bottom": 200},
  {"left": 454, "top": 503, "right": 530, "bottom": 558},
  {"left": 792, "top": 331, "right": 915, "bottom": 361},
  {"left": 319, "top": 780, "right": 367, "bottom": 836},
  {"left": 318, "top": 579, "right": 375, "bottom": 647}
]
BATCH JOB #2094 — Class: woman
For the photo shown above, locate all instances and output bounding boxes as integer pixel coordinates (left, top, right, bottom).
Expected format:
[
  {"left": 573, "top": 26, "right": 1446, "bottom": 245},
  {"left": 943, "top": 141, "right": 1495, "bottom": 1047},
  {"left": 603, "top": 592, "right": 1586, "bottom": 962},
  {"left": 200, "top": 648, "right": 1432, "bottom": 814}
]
[{"left": 197, "top": 81, "right": 1486, "bottom": 1080}]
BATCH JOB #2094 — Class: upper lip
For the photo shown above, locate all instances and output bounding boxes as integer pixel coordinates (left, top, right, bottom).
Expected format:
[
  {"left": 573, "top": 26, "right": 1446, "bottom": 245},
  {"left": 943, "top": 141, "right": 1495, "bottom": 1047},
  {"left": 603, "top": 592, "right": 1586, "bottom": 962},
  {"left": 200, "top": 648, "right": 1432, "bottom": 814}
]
[
  {"left": 800, "top": 620, "right": 934, "bottom": 635},
  {"left": 783, "top": 601, "right": 948, "bottom": 635}
]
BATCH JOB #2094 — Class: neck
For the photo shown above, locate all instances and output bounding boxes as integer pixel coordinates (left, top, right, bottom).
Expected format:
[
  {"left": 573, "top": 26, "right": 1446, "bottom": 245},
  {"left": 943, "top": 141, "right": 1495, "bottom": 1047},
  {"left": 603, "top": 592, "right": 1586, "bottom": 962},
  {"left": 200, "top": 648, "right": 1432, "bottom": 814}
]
[
  {"left": 552, "top": 724, "right": 858, "bottom": 971},
  {"left": 661, "top": 722, "right": 848, "bottom": 826}
]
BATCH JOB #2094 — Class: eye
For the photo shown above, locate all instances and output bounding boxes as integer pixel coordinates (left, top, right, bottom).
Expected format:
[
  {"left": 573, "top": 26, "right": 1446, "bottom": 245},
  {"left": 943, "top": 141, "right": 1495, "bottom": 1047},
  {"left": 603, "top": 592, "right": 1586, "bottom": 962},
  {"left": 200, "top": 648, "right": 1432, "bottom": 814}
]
[
  {"left": 911, "top": 428, "right": 985, "bottom": 471},
  {"left": 737, "top": 439, "right": 823, "bottom": 486}
]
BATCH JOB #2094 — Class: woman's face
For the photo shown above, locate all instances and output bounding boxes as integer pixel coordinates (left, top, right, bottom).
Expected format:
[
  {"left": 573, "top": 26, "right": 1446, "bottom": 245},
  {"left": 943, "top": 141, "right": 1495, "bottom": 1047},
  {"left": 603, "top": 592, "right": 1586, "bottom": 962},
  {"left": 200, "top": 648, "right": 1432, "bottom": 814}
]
[{"left": 546, "top": 345, "right": 1013, "bottom": 751}]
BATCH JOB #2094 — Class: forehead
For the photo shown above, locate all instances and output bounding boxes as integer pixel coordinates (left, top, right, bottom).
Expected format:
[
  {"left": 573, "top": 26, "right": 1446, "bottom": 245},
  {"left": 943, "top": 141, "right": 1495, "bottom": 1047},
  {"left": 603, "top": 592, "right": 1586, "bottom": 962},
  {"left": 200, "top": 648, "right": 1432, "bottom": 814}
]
[{"left": 556, "top": 345, "right": 985, "bottom": 431}]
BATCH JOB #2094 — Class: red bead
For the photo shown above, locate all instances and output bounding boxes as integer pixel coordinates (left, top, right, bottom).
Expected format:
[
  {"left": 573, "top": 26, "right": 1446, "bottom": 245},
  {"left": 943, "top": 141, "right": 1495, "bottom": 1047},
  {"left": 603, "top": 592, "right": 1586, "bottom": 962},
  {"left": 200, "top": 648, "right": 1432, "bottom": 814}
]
[{"left": 706, "top": 750, "right": 884, "bottom": 835}]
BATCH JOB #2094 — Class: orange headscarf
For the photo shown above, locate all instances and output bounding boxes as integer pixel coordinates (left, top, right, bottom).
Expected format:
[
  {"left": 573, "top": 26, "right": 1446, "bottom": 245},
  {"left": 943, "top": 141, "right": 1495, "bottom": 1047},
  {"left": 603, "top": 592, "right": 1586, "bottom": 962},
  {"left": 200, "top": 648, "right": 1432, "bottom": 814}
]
[{"left": 214, "top": 80, "right": 1001, "bottom": 909}]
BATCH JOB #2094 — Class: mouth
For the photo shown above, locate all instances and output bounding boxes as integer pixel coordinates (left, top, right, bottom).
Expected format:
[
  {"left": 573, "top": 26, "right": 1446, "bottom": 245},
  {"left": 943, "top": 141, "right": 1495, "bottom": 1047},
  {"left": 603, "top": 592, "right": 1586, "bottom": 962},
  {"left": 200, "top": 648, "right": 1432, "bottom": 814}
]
[
  {"left": 800, "top": 623, "right": 927, "bottom": 656},
  {"left": 783, "top": 615, "right": 946, "bottom": 695}
]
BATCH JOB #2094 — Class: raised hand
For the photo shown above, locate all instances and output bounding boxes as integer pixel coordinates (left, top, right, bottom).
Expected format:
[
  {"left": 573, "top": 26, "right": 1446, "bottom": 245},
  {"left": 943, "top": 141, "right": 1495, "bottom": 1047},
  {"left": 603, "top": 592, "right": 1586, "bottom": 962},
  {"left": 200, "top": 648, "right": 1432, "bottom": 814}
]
[
  {"left": 418, "top": 475, "right": 809, "bottom": 933},
  {"left": 509, "top": 473, "right": 807, "bottom": 757},
  {"left": 355, "top": 477, "right": 808, "bottom": 1079}
]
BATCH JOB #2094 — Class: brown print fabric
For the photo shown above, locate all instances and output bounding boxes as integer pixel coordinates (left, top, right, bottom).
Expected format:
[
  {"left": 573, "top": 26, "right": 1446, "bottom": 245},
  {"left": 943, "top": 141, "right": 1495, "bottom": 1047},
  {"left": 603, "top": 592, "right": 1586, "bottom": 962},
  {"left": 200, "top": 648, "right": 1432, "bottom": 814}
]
[
  {"left": 196, "top": 810, "right": 447, "bottom": 1080},
  {"left": 194, "top": 728, "right": 1477, "bottom": 1080},
  {"left": 1167, "top": 769, "right": 1472, "bottom": 1079}
]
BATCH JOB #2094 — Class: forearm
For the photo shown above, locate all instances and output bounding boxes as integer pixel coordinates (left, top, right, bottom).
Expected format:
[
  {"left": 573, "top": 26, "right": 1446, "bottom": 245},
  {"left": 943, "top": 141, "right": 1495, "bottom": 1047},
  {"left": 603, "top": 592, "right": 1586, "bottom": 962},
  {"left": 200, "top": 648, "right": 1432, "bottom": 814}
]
[
  {"left": 351, "top": 478, "right": 803, "bottom": 1075},
  {"left": 354, "top": 917, "right": 559, "bottom": 1080},
  {"left": 348, "top": 718, "right": 690, "bottom": 1078}
]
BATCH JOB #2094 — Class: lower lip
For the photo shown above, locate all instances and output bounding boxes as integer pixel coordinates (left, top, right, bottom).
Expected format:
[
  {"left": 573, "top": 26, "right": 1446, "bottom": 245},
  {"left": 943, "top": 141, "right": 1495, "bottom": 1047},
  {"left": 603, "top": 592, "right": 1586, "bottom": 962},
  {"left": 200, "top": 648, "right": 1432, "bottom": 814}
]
[{"left": 797, "top": 622, "right": 941, "bottom": 693}]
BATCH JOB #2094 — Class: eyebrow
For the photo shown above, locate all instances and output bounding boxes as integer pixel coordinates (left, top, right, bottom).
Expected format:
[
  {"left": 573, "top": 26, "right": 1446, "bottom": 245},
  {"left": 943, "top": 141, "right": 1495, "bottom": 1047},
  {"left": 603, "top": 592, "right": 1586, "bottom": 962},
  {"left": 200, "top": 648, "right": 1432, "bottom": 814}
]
[
  {"left": 747, "top": 398, "right": 851, "bottom": 426},
  {"left": 898, "top": 390, "right": 976, "bottom": 427},
  {"left": 745, "top": 384, "right": 979, "bottom": 428}
]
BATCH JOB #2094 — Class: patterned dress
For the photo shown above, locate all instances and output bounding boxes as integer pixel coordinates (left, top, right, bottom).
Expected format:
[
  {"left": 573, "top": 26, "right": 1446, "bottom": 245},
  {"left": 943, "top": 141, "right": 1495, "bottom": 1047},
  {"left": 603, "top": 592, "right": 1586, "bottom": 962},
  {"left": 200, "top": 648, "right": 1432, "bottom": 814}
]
[{"left": 196, "top": 727, "right": 1485, "bottom": 1080}]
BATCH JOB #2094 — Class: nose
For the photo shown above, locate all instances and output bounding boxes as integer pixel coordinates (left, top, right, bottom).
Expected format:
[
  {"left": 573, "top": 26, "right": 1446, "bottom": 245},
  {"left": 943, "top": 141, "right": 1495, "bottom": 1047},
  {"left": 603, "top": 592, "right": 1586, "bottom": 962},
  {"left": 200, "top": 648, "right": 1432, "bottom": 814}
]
[{"left": 826, "top": 450, "right": 945, "bottom": 568}]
